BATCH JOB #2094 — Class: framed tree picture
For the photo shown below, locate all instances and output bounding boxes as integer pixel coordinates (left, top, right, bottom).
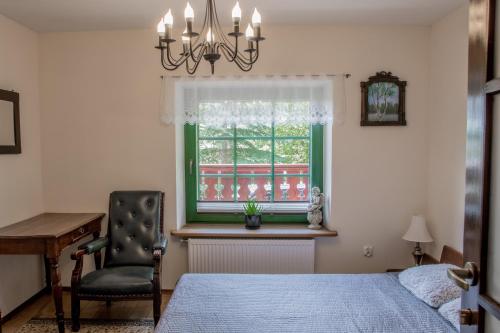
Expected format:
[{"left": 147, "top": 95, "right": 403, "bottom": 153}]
[{"left": 360, "top": 71, "right": 406, "bottom": 126}]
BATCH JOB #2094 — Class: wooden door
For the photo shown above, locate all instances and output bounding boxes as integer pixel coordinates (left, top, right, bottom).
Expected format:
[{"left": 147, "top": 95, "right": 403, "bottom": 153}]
[{"left": 459, "top": 0, "right": 500, "bottom": 332}]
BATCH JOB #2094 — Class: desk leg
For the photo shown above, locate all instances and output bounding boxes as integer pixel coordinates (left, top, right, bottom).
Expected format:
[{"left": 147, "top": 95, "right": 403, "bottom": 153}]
[
  {"left": 49, "top": 257, "right": 65, "bottom": 333},
  {"left": 44, "top": 256, "right": 52, "bottom": 293},
  {"left": 92, "top": 231, "right": 102, "bottom": 270}
]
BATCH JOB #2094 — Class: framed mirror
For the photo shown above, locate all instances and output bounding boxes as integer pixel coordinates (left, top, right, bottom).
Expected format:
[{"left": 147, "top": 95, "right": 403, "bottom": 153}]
[{"left": 0, "top": 89, "right": 21, "bottom": 154}]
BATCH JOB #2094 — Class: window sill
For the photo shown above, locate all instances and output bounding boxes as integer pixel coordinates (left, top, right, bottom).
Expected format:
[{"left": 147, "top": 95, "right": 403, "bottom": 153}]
[
  {"left": 197, "top": 202, "right": 308, "bottom": 214},
  {"left": 170, "top": 224, "right": 338, "bottom": 239}
]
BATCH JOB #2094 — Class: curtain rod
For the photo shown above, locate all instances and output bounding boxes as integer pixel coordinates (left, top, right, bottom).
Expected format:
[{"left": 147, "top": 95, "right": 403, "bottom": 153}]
[{"left": 160, "top": 73, "right": 351, "bottom": 79}]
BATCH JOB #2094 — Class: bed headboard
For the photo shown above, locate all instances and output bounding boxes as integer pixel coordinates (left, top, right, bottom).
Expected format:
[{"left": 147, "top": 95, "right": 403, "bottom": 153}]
[
  {"left": 440, "top": 245, "right": 463, "bottom": 267},
  {"left": 422, "top": 245, "right": 463, "bottom": 266}
]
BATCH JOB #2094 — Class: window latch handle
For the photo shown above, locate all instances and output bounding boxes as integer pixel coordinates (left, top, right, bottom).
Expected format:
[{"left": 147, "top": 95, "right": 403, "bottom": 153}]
[{"left": 189, "top": 159, "right": 193, "bottom": 175}]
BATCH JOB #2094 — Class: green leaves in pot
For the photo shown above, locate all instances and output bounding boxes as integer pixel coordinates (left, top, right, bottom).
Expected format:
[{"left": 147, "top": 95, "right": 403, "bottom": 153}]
[{"left": 243, "top": 199, "right": 263, "bottom": 216}]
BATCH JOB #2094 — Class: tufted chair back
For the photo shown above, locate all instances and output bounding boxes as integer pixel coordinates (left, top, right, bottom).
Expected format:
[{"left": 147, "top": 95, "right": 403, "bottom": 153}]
[{"left": 105, "top": 191, "right": 164, "bottom": 267}]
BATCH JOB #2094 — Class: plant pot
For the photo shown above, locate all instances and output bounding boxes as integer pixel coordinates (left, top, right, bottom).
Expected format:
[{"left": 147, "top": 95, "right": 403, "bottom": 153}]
[{"left": 244, "top": 215, "right": 262, "bottom": 230}]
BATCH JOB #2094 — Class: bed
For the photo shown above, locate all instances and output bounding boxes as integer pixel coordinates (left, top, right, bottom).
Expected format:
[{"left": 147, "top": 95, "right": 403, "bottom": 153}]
[{"left": 156, "top": 246, "right": 462, "bottom": 333}]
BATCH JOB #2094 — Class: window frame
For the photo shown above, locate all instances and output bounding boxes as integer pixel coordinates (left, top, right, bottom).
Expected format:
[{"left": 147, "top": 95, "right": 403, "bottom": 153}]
[{"left": 184, "top": 124, "right": 323, "bottom": 224}]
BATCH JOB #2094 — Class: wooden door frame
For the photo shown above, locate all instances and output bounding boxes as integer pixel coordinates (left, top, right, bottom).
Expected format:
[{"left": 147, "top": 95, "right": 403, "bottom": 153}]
[{"left": 465, "top": 0, "right": 500, "bottom": 331}]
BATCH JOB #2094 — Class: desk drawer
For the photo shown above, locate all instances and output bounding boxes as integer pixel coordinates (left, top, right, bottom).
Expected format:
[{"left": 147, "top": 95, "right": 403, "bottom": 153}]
[{"left": 59, "top": 223, "right": 98, "bottom": 249}]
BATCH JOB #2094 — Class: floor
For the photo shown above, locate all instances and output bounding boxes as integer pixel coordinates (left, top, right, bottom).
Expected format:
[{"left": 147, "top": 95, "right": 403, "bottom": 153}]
[{"left": 2, "top": 291, "right": 172, "bottom": 333}]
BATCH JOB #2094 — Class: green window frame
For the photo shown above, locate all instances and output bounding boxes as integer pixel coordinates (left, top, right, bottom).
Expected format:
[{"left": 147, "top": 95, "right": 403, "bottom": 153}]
[{"left": 184, "top": 124, "right": 324, "bottom": 223}]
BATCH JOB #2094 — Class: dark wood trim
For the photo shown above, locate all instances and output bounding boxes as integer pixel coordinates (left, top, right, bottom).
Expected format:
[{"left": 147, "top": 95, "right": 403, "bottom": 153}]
[
  {"left": 0, "top": 89, "right": 21, "bottom": 154},
  {"left": 463, "top": 0, "right": 497, "bottom": 332},
  {"left": 440, "top": 245, "right": 463, "bottom": 266}
]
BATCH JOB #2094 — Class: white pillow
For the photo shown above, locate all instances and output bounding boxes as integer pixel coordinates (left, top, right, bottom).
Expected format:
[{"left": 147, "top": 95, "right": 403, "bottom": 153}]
[
  {"left": 439, "top": 298, "right": 461, "bottom": 331},
  {"left": 399, "top": 264, "right": 462, "bottom": 308}
]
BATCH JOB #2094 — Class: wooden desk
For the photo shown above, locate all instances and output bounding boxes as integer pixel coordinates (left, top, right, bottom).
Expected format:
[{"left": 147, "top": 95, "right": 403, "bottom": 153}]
[{"left": 0, "top": 213, "right": 105, "bottom": 333}]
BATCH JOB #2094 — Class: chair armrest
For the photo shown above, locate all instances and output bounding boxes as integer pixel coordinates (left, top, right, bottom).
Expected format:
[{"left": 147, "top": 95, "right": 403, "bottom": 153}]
[
  {"left": 153, "top": 235, "right": 167, "bottom": 256},
  {"left": 71, "top": 237, "right": 108, "bottom": 260},
  {"left": 79, "top": 237, "right": 109, "bottom": 254}
]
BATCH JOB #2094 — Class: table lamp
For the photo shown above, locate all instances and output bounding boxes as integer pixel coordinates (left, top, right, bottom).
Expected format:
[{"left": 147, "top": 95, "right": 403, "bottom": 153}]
[{"left": 402, "top": 215, "right": 434, "bottom": 266}]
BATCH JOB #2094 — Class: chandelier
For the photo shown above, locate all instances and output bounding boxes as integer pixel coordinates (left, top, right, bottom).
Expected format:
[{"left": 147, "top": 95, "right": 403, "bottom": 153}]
[{"left": 155, "top": 1, "right": 265, "bottom": 74}]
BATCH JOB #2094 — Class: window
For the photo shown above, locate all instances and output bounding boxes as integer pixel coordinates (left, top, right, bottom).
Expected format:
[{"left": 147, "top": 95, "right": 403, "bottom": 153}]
[
  {"left": 171, "top": 77, "right": 333, "bottom": 223},
  {"left": 185, "top": 123, "right": 323, "bottom": 223}
]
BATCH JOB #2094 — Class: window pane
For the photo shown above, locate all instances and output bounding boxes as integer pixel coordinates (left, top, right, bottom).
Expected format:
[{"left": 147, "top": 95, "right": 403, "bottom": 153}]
[
  {"left": 236, "top": 139, "right": 272, "bottom": 174},
  {"left": 199, "top": 139, "right": 234, "bottom": 174},
  {"left": 274, "top": 175, "right": 309, "bottom": 202},
  {"left": 199, "top": 123, "right": 233, "bottom": 138},
  {"left": 275, "top": 139, "right": 309, "bottom": 165},
  {"left": 275, "top": 124, "right": 310, "bottom": 137},
  {"left": 236, "top": 176, "right": 273, "bottom": 202},
  {"left": 198, "top": 175, "right": 234, "bottom": 202},
  {"left": 236, "top": 124, "right": 272, "bottom": 137}
]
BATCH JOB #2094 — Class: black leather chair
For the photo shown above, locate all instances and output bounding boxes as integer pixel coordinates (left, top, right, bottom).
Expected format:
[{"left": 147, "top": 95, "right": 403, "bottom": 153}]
[{"left": 70, "top": 191, "right": 167, "bottom": 331}]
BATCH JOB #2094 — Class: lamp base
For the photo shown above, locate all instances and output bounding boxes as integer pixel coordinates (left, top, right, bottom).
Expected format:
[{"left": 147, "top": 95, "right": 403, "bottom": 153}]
[{"left": 412, "top": 242, "right": 424, "bottom": 266}]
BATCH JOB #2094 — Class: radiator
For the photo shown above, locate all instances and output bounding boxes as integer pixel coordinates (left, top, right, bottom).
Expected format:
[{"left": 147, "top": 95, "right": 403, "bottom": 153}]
[{"left": 188, "top": 238, "right": 315, "bottom": 273}]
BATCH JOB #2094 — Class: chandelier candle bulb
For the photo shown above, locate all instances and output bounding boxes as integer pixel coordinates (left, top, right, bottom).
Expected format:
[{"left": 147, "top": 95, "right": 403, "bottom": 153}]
[
  {"left": 184, "top": 2, "right": 194, "bottom": 21},
  {"left": 164, "top": 10, "right": 173, "bottom": 39},
  {"left": 232, "top": 2, "right": 241, "bottom": 22},
  {"left": 184, "top": 2, "right": 194, "bottom": 35},
  {"left": 156, "top": 18, "right": 166, "bottom": 37},
  {"left": 206, "top": 28, "right": 214, "bottom": 43},
  {"left": 245, "top": 24, "right": 254, "bottom": 39},
  {"left": 182, "top": 29, "right": 190, "bottom": 46},
  {"left": 252, "top": 8, "right": 261, "bottom": 38},
  {"left": 164, "top": 10, "right": 173, "bottom": 26},
  {"left": 232, "top": 2, "right": 241, "bottom": 33},
  {"left": 182, "top": 34, "right": 189, "bottom": 54}
]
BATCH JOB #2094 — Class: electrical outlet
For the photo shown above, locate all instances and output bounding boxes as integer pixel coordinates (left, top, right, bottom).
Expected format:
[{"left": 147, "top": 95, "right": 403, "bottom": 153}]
[{"left": 363, "top": 245, "right": 374, "bottom": 257}]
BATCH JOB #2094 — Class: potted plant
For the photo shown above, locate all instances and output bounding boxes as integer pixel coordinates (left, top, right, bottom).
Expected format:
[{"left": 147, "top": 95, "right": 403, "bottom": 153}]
[{"left": 243, "top": 199, "right": 263, "bottom": 230}]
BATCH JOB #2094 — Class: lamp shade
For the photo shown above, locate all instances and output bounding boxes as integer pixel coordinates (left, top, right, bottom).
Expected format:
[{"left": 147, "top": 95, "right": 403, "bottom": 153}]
[{"left": 402, "top": 215, "right": 433, "bottom": 243}]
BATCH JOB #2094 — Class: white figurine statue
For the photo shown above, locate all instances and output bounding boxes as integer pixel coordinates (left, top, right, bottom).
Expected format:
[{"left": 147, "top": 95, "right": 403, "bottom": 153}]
[{"left": 307, "top": 186, "right": 324, "bottom": 230}]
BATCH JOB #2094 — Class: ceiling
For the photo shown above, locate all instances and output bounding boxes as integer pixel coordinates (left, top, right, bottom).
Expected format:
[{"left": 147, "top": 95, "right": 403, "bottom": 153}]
[{"left": 0, "top": 0, "right": 467, "bottom": 32}]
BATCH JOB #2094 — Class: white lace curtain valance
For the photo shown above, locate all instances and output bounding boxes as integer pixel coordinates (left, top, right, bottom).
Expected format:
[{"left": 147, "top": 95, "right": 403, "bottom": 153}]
[{"left": 160, "top": 75, "right": 346, "bottom": 127}]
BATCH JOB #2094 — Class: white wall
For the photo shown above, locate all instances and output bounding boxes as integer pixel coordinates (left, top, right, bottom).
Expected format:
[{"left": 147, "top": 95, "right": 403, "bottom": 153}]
[
  {"left": 426, "top": 5, "right": 469, "bottom": 259},
  {"left": 0, "top": 14, "right": 45, "bottom": 314},
  {"left": 39, "top": 24, "right": 431, "bottom": 288}
]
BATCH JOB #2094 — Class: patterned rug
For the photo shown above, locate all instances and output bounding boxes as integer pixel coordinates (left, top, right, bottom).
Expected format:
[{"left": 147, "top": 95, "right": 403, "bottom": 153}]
[{"left": 16, "top": 318, "right": 154, "bottom": 333}]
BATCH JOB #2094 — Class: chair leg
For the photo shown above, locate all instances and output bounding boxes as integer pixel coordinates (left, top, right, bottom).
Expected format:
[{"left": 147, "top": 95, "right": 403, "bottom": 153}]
[
  {"left": 153, "top": 294, "right": 161, "bottom": 326},
  {"left": 71, "top": 295, "right": 80, "bottom": 332}
]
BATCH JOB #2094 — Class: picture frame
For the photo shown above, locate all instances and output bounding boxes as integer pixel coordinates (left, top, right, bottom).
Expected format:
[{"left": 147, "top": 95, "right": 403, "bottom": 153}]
[
  {"left": 0, "top": 89, "right": 21, "bottom": 154},
  {"left": 360, "top": 71, "right": 406, "bottom": 126}
]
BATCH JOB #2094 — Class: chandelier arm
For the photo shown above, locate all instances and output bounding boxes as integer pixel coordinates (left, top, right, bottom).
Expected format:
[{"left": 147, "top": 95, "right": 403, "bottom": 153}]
[
  {"left": 212, "top": 1, "right": 253, "bottom": 62},
  {"left": 191, "top": 42, "right": 208, "bottom": 63},
  {"left": 189, "top": 39, "right": 208, "bottom": 63},
  {"left": 160, "top": 47, "right": 182, "bottom": 70},
  {"left": 219, "top": 42, "right": 259, "bottom": 67},
  {"left": 185, "top": 45, "right": 206, "bottom": 75},
  {"left": 185, "top": 0, "right": 209, "bottom": 63},
  {"left": 219, "top": 43, "right": 240, "bottom": 63},
  {"left": 233, "top": 56, "right": 253, "bottom": 72},
  {"left": 165, "top": 43, "right": 190, "bottom": 67},
  {"left": 212, "top": 0, "right": 237, "bottom": 48}
]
